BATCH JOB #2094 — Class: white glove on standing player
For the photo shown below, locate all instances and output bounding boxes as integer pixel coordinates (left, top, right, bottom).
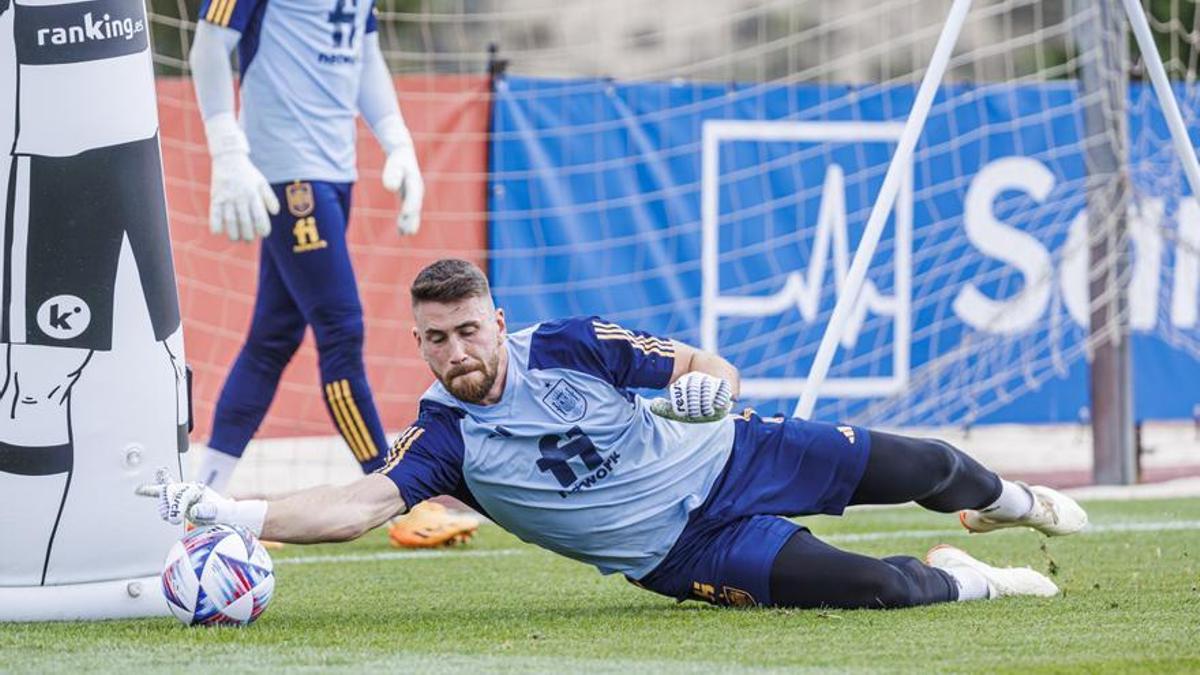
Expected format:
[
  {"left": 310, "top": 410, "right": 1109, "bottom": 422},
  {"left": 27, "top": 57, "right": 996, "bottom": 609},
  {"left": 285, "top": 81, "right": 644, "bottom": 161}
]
[
  {"left": 666, "top": 372, "right": 734, "bottom": 421},
  {"left": 204, "top": 112, "right": 280, "bottom": 242},
  {"left": 136, "top": 467, "right": 267, "bottom": 535},
  {"left": 377, "top": 116, "right": 425, "bottom": 237}
]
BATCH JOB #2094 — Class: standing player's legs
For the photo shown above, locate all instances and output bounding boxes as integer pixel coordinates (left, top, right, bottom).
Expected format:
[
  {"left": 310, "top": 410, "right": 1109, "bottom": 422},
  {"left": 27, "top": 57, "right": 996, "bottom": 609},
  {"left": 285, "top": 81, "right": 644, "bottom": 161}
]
[
  {"left": 260, "top": 181, "right": 387, "bottom": 472},
  {"left": 202, "top": 249, "right": 307, "bottom": 491}
]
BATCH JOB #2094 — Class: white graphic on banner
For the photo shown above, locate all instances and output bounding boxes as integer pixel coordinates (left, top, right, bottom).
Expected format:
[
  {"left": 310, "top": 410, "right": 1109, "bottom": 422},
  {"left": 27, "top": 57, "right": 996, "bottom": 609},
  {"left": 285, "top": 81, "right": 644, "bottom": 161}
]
[{"left": 700, "top": 120, "right": 912, "bottom": 400}]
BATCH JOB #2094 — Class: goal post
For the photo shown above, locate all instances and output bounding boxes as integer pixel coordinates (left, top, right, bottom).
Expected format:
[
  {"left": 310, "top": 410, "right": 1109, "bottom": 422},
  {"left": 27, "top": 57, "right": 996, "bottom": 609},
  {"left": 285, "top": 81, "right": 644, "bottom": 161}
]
[{"left": 1082, "top": 0, "right": 1134, "bottom": 485}]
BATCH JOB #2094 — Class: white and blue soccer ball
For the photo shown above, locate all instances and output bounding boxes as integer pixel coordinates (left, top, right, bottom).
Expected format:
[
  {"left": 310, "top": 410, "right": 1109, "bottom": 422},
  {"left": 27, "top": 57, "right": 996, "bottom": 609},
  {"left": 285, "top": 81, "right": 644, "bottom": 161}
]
[{"left": 161, "top": 524, "right": 275, "bottom": 626}]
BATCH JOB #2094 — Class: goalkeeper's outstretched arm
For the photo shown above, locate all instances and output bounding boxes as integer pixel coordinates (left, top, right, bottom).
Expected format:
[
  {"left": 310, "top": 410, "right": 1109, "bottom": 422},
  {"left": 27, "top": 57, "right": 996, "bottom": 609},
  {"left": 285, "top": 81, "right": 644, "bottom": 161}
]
[
  {"left": 259, "top": 475, "right": 405, "bottom": 543},
  {"left": 138, "top": 471, "right": 406, "bottom": 544}
]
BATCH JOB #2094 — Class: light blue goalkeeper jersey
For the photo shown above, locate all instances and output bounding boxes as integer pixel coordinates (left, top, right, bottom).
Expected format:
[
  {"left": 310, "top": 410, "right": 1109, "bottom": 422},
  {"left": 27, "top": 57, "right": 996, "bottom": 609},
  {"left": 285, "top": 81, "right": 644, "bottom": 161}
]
[
  {"left": 196, "top": 0, "right": 377, "bottom": 183},
  {"left": 379, "top": 317, "right": 736, "bottom": 579}
]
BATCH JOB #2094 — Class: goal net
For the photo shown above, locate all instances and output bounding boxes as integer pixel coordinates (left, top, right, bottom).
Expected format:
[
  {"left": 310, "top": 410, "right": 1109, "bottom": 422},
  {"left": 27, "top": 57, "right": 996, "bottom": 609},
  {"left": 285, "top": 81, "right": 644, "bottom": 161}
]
[{"left": 144, "top": 0, "right": 1200, "bottom": 491}]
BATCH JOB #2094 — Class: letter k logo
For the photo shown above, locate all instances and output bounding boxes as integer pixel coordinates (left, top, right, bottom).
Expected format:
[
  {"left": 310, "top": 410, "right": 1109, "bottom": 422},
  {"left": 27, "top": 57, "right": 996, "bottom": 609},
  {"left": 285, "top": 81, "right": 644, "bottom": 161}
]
[
  {"left": 36, "top": 295, "right": 91, "bottom": 340},
  {"left": 49, "top": 304, "right": 73, "bottom": 331}
]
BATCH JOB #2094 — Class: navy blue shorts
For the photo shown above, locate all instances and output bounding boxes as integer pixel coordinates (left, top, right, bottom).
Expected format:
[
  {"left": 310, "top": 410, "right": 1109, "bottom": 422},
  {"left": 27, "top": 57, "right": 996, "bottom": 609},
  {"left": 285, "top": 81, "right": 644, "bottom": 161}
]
[{"left": 635, "top": 412, "right": 870, "bottom": 607}]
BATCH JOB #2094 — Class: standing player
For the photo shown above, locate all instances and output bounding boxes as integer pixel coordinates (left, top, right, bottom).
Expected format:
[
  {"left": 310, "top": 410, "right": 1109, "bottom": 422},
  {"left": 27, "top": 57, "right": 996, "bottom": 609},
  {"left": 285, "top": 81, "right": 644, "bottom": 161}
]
[
  {"left": 142, "top": 259, "right": 1089, "bottom": 609},
  {"left": 187, "top": 0, "right": 476, "bottom": 546}
]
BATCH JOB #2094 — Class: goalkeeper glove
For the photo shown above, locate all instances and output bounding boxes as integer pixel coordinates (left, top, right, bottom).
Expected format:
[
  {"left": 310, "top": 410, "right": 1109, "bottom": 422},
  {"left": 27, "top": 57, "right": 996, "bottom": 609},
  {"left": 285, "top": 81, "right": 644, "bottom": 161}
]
[
  {"left": 652, "top": 372, "right": 734, "bottom": 423},
  {"left": 375, "top": 115, "right": 425, "bottom": 237},
  {"left": 204, "top": 112, "right": 279, "bottom": 242},
  {"left": 136, "top": 467, "right": 267, "bottom": 535}
]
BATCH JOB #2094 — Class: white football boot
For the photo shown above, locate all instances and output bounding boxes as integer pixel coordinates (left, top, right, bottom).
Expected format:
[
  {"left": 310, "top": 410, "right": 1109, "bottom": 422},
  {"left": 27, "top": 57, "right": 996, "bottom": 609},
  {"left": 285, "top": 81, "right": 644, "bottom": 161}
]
[
  {"left": 959, "top": 483, "right": 1088, "bottom": 537},
  {"left": 925, "top": 544, "right": 1059, "bottom": 599}
]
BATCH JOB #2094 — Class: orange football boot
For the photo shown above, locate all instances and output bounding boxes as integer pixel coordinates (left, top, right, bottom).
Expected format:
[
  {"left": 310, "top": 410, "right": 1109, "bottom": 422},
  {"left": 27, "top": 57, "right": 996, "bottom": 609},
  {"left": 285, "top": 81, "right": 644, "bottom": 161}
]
[{"left": 388, "top": 501, "right": 480, "bottom": 548}]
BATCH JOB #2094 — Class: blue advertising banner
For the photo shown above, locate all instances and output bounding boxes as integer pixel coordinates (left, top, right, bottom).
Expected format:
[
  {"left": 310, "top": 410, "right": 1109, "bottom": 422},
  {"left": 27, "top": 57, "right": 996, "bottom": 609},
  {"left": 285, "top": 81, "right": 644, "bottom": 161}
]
[{"left": 488, "top": 76, "right": 1200, "bottom": 424}]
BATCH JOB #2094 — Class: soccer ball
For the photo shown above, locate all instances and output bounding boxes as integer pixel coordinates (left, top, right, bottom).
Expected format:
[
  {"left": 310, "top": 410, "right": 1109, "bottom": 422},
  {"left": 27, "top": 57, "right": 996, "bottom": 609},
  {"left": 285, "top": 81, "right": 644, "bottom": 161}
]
[{"left": 161, "top": 524, "right": 275, "bottom": 626}]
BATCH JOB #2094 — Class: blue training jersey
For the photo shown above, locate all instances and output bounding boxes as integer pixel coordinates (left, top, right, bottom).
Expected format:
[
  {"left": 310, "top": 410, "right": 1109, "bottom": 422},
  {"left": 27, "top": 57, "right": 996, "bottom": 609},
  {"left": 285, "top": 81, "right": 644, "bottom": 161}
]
[
  {"left": 378, "top": 317, "right": 736, "bottom": 579},
  {"left": 196, "top": 0, "right": 377, "bottom": 183}
]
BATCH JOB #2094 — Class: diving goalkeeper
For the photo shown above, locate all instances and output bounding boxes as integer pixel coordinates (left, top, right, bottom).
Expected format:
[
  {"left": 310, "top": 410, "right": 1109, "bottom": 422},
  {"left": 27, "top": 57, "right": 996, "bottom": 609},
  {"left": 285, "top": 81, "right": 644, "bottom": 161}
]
[{"left": 142, "top": 259, "right": 1087, "bottom": 609}]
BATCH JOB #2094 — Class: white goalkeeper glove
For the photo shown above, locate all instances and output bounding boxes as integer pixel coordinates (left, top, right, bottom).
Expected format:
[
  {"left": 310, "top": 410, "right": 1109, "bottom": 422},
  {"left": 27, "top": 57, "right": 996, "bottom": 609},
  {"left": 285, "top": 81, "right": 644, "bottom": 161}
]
[
  {"left": 136, "top": 467, "right": 267, "bottom": 535},
  {"left": 375, "top": 115, "right": 425, "bottom": 237},
  {"left": 204, "top": 112, "right": 279, "bottom": 242},
  {"left": 653, "top": 372, "right": 733, "bottom": 422}
]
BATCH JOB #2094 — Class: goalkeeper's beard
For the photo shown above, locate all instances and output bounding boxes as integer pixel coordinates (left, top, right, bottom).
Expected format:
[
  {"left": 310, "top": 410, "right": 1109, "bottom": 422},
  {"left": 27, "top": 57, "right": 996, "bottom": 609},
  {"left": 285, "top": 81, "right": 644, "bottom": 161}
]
[{"left": 440, "top": 355, "right": 499, "bottom": 404}]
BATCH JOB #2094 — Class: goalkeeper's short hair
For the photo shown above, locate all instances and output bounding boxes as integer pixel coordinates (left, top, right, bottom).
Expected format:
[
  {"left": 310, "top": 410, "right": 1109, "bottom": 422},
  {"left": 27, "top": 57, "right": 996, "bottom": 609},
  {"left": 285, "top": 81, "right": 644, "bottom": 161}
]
[{"left": 411, "top": 258, "right": 491, "bottom": 306}]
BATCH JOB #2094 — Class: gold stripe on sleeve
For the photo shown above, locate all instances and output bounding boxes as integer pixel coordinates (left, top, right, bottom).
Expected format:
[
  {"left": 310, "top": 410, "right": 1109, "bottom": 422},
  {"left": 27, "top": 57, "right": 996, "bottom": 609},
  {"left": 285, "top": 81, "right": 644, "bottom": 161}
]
[
  {"left": 218, "top": 0, "right": 238, "bottom": 27},
  {"left": 381, "top": 427, "right": 425, "bottom": 473},
  {"left": 591, "top": 321, "right": 676, "bottom": 355},
  {"left": 204, "top": 0, "right": 225, "bottom": 24},
  {"left": 593, "top": 334, "right": 675, "bottom": 357}
]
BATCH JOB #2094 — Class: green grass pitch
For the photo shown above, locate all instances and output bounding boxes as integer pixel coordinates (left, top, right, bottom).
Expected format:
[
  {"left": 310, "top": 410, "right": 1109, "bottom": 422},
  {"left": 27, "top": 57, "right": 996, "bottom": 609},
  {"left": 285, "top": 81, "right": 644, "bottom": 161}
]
[{"left": 3, "top": 498, "right": 1199, "bottom": 673}]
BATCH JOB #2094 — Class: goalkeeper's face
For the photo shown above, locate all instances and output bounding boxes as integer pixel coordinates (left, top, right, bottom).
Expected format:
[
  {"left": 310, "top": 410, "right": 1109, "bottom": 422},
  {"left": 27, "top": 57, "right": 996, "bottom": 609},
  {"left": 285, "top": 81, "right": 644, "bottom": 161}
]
[{"left": 413, "top": 295, "right": 506, "bottom": 405}]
